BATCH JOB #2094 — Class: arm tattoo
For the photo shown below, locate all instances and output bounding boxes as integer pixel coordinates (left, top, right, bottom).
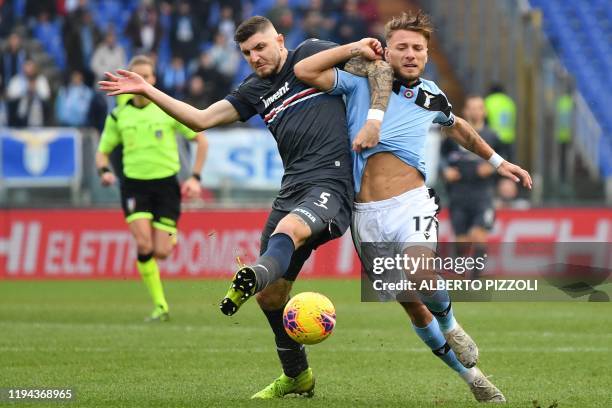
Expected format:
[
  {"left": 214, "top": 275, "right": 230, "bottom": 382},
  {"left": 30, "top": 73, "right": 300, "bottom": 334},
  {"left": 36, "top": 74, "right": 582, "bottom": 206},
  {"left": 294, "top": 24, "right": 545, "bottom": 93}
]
[
  {"left": 449, "top": 121, "right": 489, "bottom": 157},
  {"left": 344, "top": 58, "right": 394, "bottom": 112},
  {"left": 367, "top": 60, "right": 394, "bottom": 111},
  {"left": 344, "top": 56, "right": 369, "bottom": 76}
]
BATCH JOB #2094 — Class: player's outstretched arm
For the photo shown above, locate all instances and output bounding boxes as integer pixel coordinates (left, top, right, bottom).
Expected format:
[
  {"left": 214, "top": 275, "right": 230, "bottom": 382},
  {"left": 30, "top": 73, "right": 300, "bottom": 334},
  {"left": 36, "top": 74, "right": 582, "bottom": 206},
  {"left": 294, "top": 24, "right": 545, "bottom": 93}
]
[
  {"left": 445, "top": 116, "right": 533, "bottom": 189},
  {"left": 99, "top": 70, "right": 240, "bottom": 131}
]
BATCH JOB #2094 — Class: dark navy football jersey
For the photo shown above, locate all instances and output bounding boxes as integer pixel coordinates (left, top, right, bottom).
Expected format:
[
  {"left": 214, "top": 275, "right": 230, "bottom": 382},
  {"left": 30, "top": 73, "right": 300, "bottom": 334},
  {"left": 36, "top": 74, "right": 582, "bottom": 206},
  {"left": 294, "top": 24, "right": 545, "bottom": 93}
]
[{"left": 225, "top": 39, "right": 353, "bottom": 203}]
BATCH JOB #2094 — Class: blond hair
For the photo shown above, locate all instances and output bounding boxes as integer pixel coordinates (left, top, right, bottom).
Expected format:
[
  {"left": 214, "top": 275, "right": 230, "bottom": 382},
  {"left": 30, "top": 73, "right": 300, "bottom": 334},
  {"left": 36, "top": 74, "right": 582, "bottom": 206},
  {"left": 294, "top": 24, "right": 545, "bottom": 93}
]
[
  {"left": 384, "top": 10, "right": 433, "bottom": 42},
  {"left": 128, "top": 55, "right": 154, "bottom": 70}
]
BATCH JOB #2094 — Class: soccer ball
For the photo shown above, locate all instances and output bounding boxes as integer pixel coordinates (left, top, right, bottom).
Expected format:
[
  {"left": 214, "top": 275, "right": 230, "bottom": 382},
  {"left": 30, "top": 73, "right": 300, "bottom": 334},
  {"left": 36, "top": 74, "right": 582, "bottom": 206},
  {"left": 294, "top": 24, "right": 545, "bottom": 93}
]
[{"left": 283, "top": 292, "right": 336, "bottom": 345}]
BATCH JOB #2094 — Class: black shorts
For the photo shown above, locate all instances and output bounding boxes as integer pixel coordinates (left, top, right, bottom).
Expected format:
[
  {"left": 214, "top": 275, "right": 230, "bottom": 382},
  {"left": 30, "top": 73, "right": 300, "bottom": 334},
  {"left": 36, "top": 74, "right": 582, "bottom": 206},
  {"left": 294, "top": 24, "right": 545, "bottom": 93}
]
[
  {"left": 261, "top": 180, "right": 353, "bottom": 281},
  {"left": 449, "top": 199, "right": 495, "bottom": 236},
  {"left": 120, "top": 175, "right": 181, "bottom": 233}
]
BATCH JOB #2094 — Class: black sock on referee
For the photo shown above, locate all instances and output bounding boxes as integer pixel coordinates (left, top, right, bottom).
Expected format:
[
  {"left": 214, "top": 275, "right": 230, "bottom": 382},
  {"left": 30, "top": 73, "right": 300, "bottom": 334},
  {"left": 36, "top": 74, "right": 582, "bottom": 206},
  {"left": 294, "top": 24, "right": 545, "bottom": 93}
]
[
  {"left": 263, "top": 304, "right": 309, "bottom": 378},
  {"left": 252, "top": 233, "right": 295, "bottom": 292}
]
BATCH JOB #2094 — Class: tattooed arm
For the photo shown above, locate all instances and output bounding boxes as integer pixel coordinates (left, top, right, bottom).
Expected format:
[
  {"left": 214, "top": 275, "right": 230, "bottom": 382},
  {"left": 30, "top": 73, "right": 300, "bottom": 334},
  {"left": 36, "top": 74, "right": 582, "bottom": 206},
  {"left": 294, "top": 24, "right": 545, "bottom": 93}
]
[
  {"left": 345, "top": 57, "right": 394, "bottom": 112},
  {"left": 445, "top": 116, "right": 533, "bottom": 188},
  {"left": 294, "top": 38, "right": 394, "bottom": 151},
  {"left": 294, "top": 38, "right": 383, "bottom": 91}
]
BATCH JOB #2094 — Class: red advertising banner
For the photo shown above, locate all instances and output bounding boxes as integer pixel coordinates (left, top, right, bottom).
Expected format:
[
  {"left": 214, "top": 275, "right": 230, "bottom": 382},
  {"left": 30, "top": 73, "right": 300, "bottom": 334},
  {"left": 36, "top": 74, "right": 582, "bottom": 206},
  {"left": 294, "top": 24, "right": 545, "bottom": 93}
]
[{"left": 1, "top": 208, "right": 610, "bottom": 279}]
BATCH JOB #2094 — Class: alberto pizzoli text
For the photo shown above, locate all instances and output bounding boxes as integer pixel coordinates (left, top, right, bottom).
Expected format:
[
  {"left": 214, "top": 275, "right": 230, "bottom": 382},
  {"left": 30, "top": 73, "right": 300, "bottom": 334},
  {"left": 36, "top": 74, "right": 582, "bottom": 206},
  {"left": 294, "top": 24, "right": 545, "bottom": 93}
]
[{"left": 372, "top": 279, "right": 539, "bottom": 292}]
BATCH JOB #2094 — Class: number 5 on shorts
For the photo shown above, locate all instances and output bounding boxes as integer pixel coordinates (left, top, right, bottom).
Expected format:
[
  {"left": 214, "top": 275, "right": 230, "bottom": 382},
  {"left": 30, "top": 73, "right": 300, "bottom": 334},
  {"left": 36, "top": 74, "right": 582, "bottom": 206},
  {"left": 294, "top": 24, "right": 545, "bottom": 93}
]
[{"left": 314, "top": 192, "right": 330, "bottom": 209}]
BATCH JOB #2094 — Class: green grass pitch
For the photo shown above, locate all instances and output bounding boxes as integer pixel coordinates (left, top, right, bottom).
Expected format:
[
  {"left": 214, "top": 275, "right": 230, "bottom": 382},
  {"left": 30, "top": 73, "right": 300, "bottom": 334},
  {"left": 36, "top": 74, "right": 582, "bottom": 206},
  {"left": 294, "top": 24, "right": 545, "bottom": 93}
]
[{"left": 1, "top": 280, "right": 610, "bottom": 407}]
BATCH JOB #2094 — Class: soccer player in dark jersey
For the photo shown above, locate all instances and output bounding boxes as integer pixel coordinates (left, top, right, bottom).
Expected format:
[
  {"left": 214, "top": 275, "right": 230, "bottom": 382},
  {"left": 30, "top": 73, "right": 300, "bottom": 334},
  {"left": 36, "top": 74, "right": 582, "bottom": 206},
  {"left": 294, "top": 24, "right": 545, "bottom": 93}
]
[
  {"left": 99, "top": 16, "right": 392, "bottom": 398},
  {"left": 96, "top": 55, "right": 208, "bottom": 322},
  {"left": 441, "top": 95, "right": 503, "bottom": 266}
]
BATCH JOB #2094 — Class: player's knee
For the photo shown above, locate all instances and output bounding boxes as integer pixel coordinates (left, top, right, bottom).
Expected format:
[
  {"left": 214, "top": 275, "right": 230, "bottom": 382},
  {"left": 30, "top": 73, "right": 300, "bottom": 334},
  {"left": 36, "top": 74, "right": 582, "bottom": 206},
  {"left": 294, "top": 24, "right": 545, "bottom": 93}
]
[
  {"left": 469, "top": 227, "right": 488, "bottom": 244},
  {"left": 135, "top": 237, "right": 153, "bottom": 255},
  {"left": 153, "top": 247, "right": 172, "bottom": 260},
  {"left": 274, "top": 215, "right": 311, "bottom": 247}
]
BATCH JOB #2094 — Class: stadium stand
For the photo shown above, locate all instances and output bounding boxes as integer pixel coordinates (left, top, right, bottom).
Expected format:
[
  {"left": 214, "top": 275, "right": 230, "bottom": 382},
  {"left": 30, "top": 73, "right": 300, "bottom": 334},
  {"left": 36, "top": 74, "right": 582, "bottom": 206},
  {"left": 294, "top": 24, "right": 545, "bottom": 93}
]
[{"left": 530, "top": 0, "right": 612, "bottom": 178}]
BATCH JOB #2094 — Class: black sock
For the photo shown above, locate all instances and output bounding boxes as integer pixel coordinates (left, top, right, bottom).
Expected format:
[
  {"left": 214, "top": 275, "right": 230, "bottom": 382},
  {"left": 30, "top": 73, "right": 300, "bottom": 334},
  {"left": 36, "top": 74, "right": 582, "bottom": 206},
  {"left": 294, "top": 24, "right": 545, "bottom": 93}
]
[
  {"left": 252, "top": 233, "right": 295, "bottom": 291},
  {"left": 137, "top": 252, "right": 154, "bottom": 262},
  {"left": 263, "top": 304, "right": 308, "bottom": 378}
]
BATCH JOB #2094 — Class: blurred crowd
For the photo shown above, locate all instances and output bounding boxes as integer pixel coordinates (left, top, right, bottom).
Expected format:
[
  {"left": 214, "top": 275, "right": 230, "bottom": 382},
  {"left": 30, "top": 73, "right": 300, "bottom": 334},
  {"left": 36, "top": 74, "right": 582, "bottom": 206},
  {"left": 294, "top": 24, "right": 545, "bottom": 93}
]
[{"left": 0, "top": 0, "right": 381, "bottom": 131}]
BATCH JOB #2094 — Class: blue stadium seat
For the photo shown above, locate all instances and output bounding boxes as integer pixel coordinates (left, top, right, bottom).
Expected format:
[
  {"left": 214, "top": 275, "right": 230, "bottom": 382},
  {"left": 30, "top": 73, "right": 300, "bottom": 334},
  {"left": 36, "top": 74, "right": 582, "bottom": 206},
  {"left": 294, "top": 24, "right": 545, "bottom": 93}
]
[{"left": 531, "top": 0, "right": 611, "bottom": 176}]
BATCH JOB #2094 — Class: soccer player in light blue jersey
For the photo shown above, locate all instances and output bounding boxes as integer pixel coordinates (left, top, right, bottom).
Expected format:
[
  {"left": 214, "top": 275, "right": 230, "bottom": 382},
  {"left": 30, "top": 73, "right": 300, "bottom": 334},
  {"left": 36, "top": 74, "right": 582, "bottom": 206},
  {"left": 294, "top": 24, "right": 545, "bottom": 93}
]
[{"left": 295, "top": 10, "right": 532, "bottom": 403}]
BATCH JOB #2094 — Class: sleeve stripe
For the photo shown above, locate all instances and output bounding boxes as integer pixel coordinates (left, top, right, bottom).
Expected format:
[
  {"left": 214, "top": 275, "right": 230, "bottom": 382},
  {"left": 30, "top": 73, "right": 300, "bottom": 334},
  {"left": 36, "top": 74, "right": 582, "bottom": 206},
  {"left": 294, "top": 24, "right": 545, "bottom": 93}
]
[{"left": 326, "top": 68, "right": 340, "bottom": 94}]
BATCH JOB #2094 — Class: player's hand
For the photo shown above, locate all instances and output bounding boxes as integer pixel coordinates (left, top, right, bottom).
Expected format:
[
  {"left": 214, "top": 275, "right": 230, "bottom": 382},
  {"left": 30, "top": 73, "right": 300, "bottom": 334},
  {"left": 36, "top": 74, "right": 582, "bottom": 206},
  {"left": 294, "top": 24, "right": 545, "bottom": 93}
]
[
  {"left": 100, "top": 172, "right": 116, "bottom": 186},
  {"left": 476, "top": 162, "right": 495, "bottom": 178},
  {"left": 497, "top": 161, "right": 532, "bottom": 189},
  {"left": 99, "top": 69, "right": 149, "bottom": 96},
  {"left": 443, "top": 167, "right": 461, "bottom": 183},
  {"left": 356, "top": 38, "right": 383, "bottom": 60},
  {"left": 181, "top": 176, "right": 202, "bottom": 199},
  {"left": 352, "top": 119, "right": 380, "bottom": 152}
]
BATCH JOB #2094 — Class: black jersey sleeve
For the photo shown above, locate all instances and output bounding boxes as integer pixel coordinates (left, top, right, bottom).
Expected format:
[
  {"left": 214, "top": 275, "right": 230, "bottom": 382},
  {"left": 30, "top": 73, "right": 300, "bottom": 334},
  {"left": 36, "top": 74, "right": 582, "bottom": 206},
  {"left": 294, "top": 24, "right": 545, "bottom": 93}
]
[
  {"left": 224, "top": 81, "right": 258, "bottom": 122},
  {"left": 294, "top": 38, "right": 339, "bottom": 63}
]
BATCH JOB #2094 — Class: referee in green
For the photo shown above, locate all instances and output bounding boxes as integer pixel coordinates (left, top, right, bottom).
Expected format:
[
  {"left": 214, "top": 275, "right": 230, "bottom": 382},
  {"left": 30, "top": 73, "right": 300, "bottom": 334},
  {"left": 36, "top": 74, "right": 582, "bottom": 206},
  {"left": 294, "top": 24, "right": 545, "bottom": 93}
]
[{"left": 95, "top": 55, "right": 208, "bottom": 322}]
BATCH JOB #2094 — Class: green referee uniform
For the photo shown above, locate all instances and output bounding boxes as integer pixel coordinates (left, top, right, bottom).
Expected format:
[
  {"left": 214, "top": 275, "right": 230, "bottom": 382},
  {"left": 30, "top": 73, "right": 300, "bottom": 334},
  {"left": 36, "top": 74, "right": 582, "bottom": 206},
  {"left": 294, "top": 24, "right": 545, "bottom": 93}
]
[
  {"left": 98, "top": 99, "right": 197, "bottom": 234},
  {"left": 98, "top": 98, "right": 198, "bottom": 321}
]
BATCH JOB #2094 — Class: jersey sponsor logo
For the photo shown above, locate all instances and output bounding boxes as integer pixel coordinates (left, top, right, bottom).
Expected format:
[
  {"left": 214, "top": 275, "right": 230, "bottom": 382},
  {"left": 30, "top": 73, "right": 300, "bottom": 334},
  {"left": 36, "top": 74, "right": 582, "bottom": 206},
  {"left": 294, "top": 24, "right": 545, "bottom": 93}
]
[
  {"left": 263, "top": 88, "right": 323, "bottom": 124},
  {"left": 262, "top": 81, "right": 290, "bottom": 109}
]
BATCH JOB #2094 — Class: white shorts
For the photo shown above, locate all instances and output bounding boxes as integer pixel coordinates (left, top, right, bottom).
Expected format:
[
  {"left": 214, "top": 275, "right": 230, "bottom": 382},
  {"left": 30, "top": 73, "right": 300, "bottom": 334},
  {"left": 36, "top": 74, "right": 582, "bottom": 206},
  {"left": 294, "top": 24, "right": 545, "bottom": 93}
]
[
  {"left": 352, "top": 186, "right": 440, "bottom": 301},
  {"left": 352, "top": 185, "right": 439, "bottom": 250}
]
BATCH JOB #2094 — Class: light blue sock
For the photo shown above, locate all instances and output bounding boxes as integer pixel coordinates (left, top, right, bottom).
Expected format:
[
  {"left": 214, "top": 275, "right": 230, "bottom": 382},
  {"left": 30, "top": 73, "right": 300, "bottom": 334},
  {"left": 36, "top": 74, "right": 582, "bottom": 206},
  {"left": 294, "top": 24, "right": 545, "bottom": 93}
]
[
  {"left": 413, "top": 318, "right": 467, "bottom": 374},
  {"left": 421, "top": 284, "right": 457, "bottom": 332}
]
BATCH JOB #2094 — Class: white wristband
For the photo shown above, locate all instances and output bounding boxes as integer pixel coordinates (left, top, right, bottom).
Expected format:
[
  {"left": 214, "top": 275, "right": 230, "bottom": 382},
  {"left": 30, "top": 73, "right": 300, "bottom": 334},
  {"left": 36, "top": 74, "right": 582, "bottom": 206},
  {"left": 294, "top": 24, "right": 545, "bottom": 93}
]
[
  {"left": 367, "top": 109, "right": 384, "bottom": 122},
  {"left": 488, "top": 152, "right": 504, "bottom": 168}
]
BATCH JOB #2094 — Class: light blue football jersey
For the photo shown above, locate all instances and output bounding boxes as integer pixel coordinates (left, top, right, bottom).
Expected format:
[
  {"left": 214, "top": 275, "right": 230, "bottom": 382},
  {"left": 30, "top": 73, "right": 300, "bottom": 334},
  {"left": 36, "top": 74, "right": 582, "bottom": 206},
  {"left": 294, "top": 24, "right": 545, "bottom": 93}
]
[{"left": 329, "top": 69, "right": 455, "bottom": 193}]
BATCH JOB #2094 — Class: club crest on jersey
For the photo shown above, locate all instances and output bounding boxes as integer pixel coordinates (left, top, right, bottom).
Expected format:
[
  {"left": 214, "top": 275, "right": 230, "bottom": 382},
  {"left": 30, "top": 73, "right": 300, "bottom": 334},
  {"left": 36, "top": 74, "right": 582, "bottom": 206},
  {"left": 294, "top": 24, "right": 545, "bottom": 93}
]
[
  {"left": 404, "top": 89, "right": 414, "bottom": 99},
  {"left": 422, "top": 90, "right": 435, "bottom": 108},
  {"left": 155, "top": 129, "right": 163, "bottom": 139}
]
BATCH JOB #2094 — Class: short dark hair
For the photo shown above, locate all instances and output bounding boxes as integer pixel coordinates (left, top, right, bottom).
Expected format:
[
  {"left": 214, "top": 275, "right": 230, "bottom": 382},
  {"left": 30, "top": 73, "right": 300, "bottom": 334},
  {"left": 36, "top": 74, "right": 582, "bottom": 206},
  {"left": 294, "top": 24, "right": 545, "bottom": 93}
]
[
  {"left": 234, "top": 16, "right": 273, "bottom": 44},
  {"left": 384, "top": 10, "right": 433, "bottom": 43}
]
